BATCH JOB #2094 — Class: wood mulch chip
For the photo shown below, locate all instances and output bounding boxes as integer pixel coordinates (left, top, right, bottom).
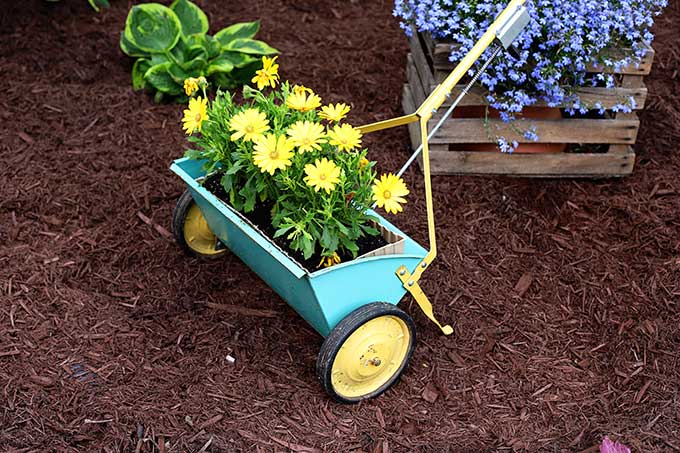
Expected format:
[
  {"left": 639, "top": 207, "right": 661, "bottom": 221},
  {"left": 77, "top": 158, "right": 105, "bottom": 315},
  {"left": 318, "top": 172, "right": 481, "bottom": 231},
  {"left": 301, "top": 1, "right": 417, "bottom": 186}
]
[{"left": 1, "top": 0, "right": 679, "bottom": 451}]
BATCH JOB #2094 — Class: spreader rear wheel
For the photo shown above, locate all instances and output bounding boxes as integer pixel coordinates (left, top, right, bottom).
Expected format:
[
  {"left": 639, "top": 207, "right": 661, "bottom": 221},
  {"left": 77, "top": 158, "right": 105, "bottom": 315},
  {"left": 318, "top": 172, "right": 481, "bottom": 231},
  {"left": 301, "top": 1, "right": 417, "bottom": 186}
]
[
  {"left": 317, "top": 302, "right": 416, "bottom": 403},
  {"left": 172, "top": 190, "right": 226, "bottom": 259}
]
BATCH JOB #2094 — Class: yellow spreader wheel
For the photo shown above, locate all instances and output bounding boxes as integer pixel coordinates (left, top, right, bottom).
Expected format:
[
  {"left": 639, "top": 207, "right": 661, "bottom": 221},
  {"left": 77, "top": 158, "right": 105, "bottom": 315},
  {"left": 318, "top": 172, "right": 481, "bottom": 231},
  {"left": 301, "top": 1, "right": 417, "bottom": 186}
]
[
  {"left": 317, "top": 303, "right": 416, "bottom": 403},
  {"left": 172, "top": 190, "right": 227, "bottom": 259}
]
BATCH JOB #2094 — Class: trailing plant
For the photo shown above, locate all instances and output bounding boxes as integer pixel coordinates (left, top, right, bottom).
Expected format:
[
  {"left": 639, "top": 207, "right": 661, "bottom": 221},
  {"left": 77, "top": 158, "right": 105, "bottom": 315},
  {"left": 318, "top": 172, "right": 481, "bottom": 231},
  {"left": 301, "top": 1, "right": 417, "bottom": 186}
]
[
  {"left": 182, "top": 58, "right": 409, "bottom": 266},
  {"left": 394, "top": 0, "right": 667, "bottom": 151},
  {"left": 120, "top": 0, "right": 278, "bottom": 102}
]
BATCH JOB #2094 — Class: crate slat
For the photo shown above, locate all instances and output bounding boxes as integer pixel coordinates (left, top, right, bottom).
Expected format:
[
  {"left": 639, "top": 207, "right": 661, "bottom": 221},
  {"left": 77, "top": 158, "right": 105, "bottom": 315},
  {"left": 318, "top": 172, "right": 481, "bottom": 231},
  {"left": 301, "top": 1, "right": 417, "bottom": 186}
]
[
  {"left": 427, "top": 36, "right": 655, "bottom": 76},
  {"left": 406, "top": 54, "right": 648, "bottom": 110},
  {"left": 429, "top": 117, "right": 640, "bottom": 145},
  {"left": 402, "top": 84, "right": 636, "bottom": 177}
]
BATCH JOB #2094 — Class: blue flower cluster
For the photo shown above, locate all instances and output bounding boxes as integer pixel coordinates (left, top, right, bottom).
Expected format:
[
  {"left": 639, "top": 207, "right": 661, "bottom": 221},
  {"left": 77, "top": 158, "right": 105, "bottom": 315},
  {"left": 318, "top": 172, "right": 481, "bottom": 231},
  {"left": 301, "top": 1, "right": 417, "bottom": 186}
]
[{"left": 394, "top": 0, "right": 666, "bottom": 149}]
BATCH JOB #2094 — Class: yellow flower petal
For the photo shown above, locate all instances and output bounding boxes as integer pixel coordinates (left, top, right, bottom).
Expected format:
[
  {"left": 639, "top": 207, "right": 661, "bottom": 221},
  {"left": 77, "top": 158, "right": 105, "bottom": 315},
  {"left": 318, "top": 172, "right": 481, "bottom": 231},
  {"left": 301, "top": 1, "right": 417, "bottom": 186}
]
[
  {"left": 229, "top": 108, "right": 270, "bottom": 142},
  {"left": 181, "top": 96, "right": 208, "bottom": 135},
  {"left": 327, "top": 123, "right": 362, "bottom": 152},
  {"left": 371, "top": 173, "right": 409, "bottom": 215},
  {"left": 252, "top": 133, "right": 294, "bottom": 175},
  {"left": 303, "top": 157, "right": 341, "bottom": 193},
  {"left": 319, "top": 103, "right": 350, "bottom": 123},
  {"left": 286, "top": 87, "right": 322, "bottom": 112},
  {"left": 286, "top": 120, "right": 326, "bottom": 153}
]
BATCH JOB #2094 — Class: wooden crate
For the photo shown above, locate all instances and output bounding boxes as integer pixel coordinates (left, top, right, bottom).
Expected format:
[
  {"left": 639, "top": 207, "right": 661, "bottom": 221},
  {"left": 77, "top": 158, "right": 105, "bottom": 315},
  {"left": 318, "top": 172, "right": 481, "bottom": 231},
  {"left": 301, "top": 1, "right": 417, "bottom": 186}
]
[{"left": 404, "top": 31, "right": 655, "bottom": 177}]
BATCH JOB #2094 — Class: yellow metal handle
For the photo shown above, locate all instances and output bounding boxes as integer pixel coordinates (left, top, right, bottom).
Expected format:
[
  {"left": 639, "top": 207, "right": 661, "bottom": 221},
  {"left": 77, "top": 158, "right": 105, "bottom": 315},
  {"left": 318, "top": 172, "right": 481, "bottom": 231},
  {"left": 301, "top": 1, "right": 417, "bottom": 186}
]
[
  {"left": 417, "top": 0, "right": 526, "bottom": 119},
  {"left": 360, "top": 0, "right": 526, "bottom": 334}
]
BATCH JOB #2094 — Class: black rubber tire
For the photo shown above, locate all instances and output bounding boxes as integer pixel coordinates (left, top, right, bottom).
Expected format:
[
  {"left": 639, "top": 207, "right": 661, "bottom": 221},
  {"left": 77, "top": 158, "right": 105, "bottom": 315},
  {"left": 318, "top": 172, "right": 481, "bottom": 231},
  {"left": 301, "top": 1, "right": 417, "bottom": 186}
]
[
  {"left": 316, "top": 302, "right": 416, "bottom": 404},
  {"left": 172, "top": 189, "right": 226, "bottom": 259}
]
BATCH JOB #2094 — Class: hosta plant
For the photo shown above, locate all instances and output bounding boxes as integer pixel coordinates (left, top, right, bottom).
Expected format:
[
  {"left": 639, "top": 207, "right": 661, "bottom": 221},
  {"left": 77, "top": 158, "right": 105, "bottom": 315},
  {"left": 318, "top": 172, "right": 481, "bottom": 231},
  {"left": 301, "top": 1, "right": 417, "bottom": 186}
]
[
  {"left": 182, "top": 58, "right": 410, "bottom": 267},
  {"left": 394, "top": 0, "right": 667, "bottom": 151},
  {"left": 121, "top": 0, "right": 278, "bottom": 102}
]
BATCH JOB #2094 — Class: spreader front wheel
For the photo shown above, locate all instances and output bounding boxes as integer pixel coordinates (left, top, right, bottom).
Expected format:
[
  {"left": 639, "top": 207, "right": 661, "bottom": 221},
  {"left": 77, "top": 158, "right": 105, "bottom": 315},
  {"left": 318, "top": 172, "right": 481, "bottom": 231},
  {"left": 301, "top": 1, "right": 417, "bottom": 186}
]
[
  {"left": 172, "top": 190, "right": 227, "bottom": 259},
  {"left": 317, "top": 302, "right": 416, "bottom": 403}
]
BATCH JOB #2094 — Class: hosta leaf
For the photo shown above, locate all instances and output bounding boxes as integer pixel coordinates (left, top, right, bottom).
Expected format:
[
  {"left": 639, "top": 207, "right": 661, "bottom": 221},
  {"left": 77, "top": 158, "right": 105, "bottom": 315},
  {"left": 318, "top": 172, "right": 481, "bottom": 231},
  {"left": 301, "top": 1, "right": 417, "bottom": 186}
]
[
  {"left": 222, "top": 38, "right": 278, "bottom": 55},
  {"left": 206, "top": 55, "right": 234, "bottom": 76},
  {"left": 120, "top": 32, "right": 149, "bottom": 58},
  {"left": 88, "top": 0, "right": 109, "bottom": 12},
  {"left": 185, "top": 57, "right": 207, "bottom": 73},
  {"left": 131, "top": 58, "right": 151, "bottom": 90},
  {"left": 170, "top": 0, "right": 209, "bottom": 36},
  {"left": 188, "top": 45, "right": 208, "bottom": 61},
  {"left": 204, "top": 35, "right": 222, "bottom": 59},
  {"left": 144, "top": 63, "right": 182, "bottom": 94},
  {"left": 167, "top": 63, "right": 189, "bottom": 84},
  {"left": 214, "top": 21, "right": 260, "bottom": 46},
  {"left": 124, "top": 4, "right": 181, "bottom": 53},
  {"left": 150, "top": 53, "right": 171, "bottom": 65},
  {"left": 219, "top": 51, "right": 258, "bottom": 68}
]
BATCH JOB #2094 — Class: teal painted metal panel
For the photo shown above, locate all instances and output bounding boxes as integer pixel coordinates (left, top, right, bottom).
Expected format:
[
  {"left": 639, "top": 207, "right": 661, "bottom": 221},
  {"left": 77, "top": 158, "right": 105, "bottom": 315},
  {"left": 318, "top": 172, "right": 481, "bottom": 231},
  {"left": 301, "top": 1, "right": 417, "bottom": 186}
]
[{"left": 171, "top": 158, "right": 428, "bottom": 337}]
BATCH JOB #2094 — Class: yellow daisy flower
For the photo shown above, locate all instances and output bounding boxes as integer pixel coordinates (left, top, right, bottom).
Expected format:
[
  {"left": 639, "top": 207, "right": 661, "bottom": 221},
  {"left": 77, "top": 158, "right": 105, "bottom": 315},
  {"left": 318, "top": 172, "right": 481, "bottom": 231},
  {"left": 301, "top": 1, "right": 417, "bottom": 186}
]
[
  {"left": 183, "top": 77, "right": 199, "bottom": 96},
  {"left": 327, "top": 123, "right": 362, "bottom": 152},
  {"left": 229, "top": 108, "right": 270, "bottom": 142},
  {"left": 181, "top": 96, "right": 208, "bottom": 135},
  {"left": 286, "top": 87, "right": 322, "bottom": 112},
  {"left": 319, "top": 103, "right": 351, "bottom": 123},
  {"left": 292, "top": 84, "right": 312, "bottom": 95},
  {"left": 252, "top": 133, "right": 294, "bottom": 175},
  {"left": 304, "top": 157, "right": 341, "bottom": 193},
  {"left": 318, "top": 252, "right": 341, "bottom": 268},
  {"left": 359, "top": 157, "right": 370, "bottom": 169},
  {"left": 372, "top": 173, "right": 410, "bottom": 215},
  {"left": 286, "top": 120, "right": 326, "bottom": 153},
  {"left": 251, "top": 56, "right": 280, "bottom": 90}
]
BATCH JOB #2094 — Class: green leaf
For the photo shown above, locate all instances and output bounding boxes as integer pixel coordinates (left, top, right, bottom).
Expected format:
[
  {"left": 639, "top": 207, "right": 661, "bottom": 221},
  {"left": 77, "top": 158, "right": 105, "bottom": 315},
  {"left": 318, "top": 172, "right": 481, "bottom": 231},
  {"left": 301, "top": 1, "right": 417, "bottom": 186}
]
[
  {"left": 185, "top": 57, "right": 208, "bottom": 73},
  {"left": 88, "top": 0, "right": 109, "bottom": 12},
  {"left": 225, "top": 162, "right": 243, "bottom": 175},
  {"left": 170, "top": 0, "right": 209, "bottom": 36},
  {"left": 320, "top": 226, "right": 338, "bottom": 251},
  {"left": 204, "top": 35, "right": 222, "bottom": 59},
  {"left": 274, "top": 225, "right": 294, "bottom": 238},
  {"left": 206, "top": 55, "right": 234, "bottom": 76},
  {"left": 222, "top": 38, "right": 278, "bottom": 55},
  {"left": 124, "top": 4, "right": 181, "bottom": 53},
  {"left": 131, "top": 58, "right": 151, "bottom": 90},
  {"left": 150, "top": 53, "right": 171, "bottom": 65},
  {"left": 184, "top": 148, "right": 204, "bottom": 160},
  {"left": 214, "top": 21, "right": 260, "bottom": 46},
  {"left": 218, "top": 51, "right": 258, "bottom": 68},
  {"left": 144, "top": 63, "right": 182, "bottom": 94},
  {"left": 166, "top": 63, "right": 189, "bottom": 84},
  {"left": 361, "top": 225, "right": 380, "bottom": 236},
  {"left": 120, "top": 32, "right": 149, "bottom": 58},
  {"left": 220, "top": 173, "right": 233, "bottom": 193}
]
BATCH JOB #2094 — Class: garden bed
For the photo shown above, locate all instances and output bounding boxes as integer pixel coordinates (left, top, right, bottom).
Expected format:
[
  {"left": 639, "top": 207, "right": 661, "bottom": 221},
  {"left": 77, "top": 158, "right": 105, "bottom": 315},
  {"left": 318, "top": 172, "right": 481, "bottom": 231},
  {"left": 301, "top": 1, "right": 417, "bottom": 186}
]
[
  {"left": 404, "top": 31, "right": 656, "bottom": 177},
  {"left": 2, "top": 1, "right": 679, "bottom": 452},
  {"left": 201, "top": 171, "right": 396, "bottom": 273}
]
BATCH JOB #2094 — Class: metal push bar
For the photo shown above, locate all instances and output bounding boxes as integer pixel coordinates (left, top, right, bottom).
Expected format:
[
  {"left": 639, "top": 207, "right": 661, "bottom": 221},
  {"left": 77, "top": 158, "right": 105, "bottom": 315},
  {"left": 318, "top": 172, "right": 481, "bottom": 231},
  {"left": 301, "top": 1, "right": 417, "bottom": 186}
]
[{"left": 358, "top": 0, "right": 530, "bottom": 334}]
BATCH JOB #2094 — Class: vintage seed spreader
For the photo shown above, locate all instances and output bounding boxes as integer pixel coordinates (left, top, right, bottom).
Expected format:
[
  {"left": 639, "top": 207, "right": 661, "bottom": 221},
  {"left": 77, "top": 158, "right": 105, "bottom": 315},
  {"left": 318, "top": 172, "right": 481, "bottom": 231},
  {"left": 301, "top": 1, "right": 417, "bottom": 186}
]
[{"left": 171, "top": 0, "right": 530, "bottom": 403}]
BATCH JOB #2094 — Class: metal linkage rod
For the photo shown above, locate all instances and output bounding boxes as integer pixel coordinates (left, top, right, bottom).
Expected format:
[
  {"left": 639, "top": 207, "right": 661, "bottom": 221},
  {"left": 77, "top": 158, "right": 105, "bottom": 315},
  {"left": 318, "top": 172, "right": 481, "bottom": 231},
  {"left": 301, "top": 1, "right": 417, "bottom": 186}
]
[{"left": 397, "top": 45, "right": 504, "bottom": 178}]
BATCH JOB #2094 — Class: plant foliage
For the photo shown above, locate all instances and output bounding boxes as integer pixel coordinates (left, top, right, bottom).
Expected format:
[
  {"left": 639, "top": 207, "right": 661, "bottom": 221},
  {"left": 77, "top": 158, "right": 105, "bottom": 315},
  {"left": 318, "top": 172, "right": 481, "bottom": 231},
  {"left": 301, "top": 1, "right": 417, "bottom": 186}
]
[
  {"left": 394, "top": 0, "right": 667, "bottom": 151},
  {"left": 120, "top": 0, "right": 278, "bottom": 102},
  {"left": 182, "top": 61, "right": 410, "bottom": 266}
]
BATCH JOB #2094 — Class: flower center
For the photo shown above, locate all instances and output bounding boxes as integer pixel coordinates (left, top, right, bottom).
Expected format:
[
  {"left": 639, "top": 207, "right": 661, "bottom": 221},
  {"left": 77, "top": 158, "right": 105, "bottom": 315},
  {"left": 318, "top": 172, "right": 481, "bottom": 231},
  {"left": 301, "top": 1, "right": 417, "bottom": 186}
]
[
  {"left": 194, "top": 113, "right": 202, "bottom": 122},
  {"left": 319, "top": 174, "right": 326, "bottom": 181},
  {"left": 383, "top": 190, "right": 392, "bottom": 199},
  {"left": 270, "top": 150, "right": 279, "bottom": 159},
  {"left": 245, "top": 125, "right": 254, "bottom": 133},
  {"left": 302, "top": 137, "right": 311, "bottom": 145}
]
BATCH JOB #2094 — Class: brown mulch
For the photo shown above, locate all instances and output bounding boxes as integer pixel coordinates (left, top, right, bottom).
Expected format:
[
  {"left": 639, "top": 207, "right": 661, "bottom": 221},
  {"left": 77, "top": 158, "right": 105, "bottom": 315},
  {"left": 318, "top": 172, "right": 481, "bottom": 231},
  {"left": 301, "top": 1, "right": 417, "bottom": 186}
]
[{"left": 1, "top": 0, "right": 679, "bottom": 451}]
